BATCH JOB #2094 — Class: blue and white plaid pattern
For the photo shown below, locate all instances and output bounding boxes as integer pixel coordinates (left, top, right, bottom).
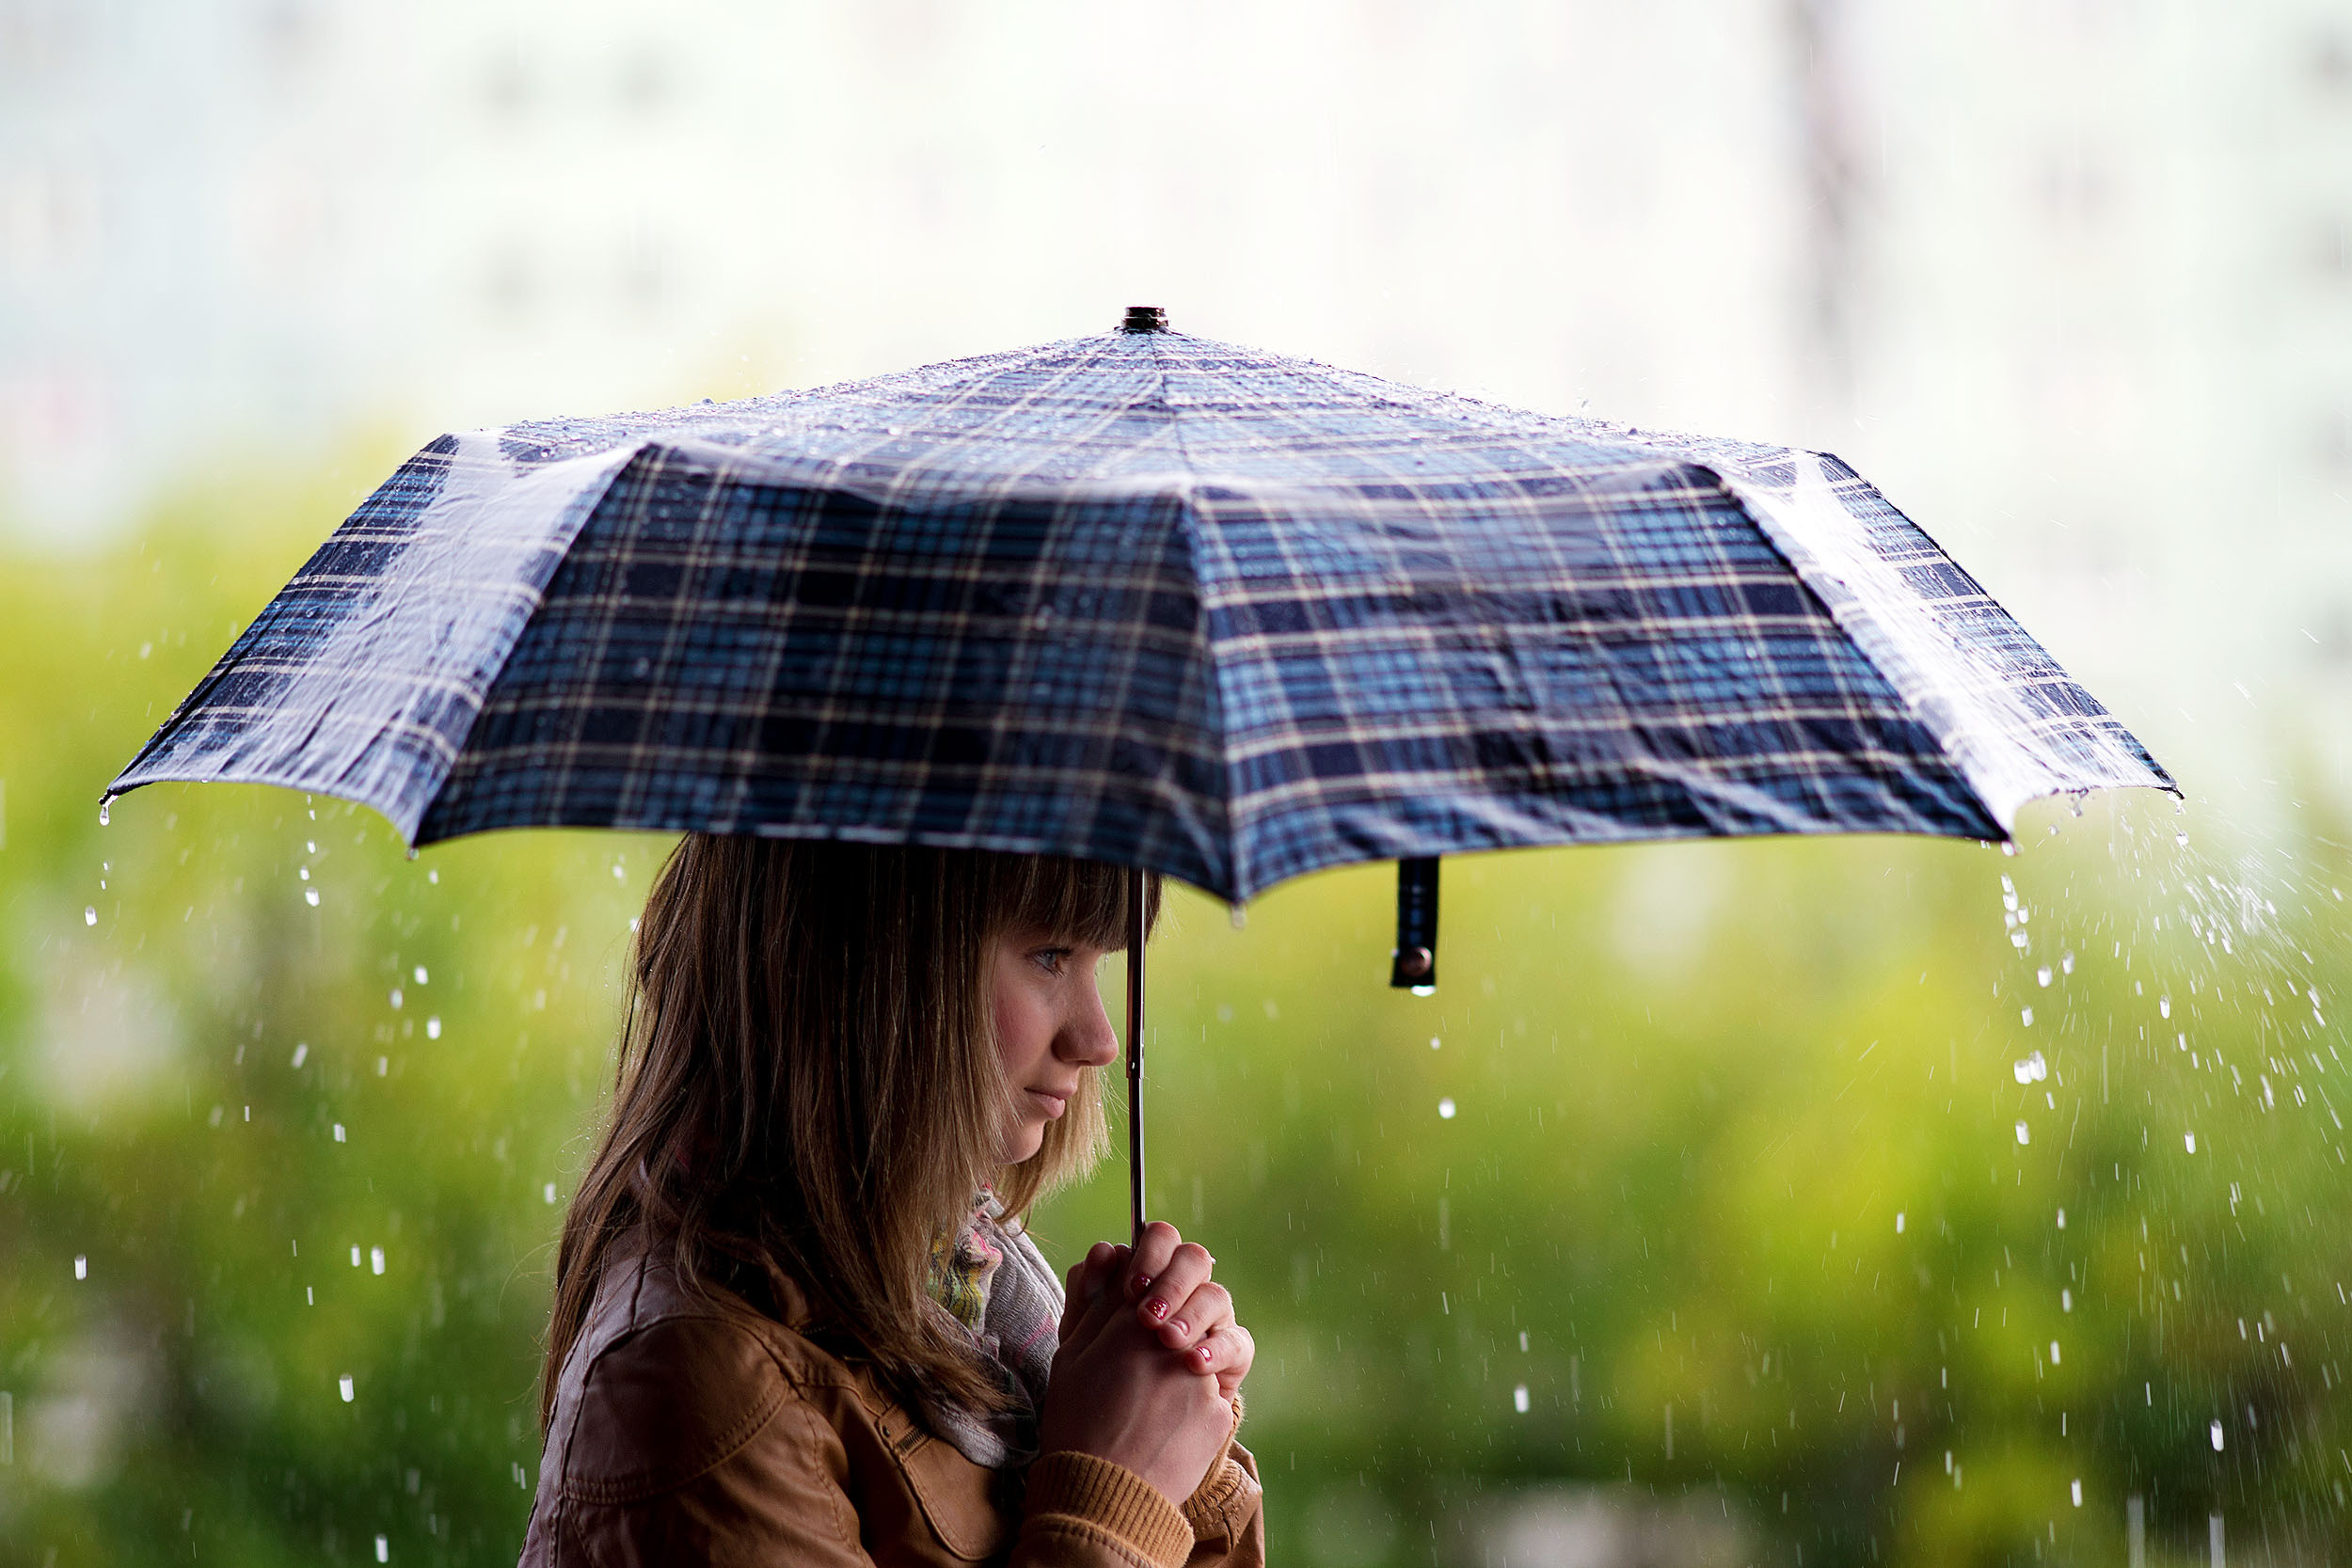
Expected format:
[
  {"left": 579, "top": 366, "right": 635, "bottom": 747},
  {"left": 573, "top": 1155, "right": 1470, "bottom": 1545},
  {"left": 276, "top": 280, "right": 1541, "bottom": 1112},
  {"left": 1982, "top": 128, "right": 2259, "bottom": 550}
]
[{"left": 110, "top": 326, "right": 2171, "bottom": 901}]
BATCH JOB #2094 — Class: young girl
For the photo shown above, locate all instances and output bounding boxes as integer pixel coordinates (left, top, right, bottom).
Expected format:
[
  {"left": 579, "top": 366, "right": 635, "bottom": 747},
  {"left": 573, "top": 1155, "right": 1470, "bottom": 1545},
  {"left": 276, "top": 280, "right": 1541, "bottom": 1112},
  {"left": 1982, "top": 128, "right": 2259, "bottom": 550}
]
[{"left": 520, "top": 837, "right": 1263, "bottom": 1567}]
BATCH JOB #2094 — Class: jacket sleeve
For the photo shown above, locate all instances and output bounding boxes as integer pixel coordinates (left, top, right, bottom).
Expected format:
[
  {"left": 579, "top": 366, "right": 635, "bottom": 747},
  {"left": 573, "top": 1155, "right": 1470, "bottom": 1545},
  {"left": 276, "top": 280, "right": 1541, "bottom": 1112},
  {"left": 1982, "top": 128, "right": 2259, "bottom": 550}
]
[
  {"left": 1178, "top": 1440, "right": 1264, "bottom": 1568},
  {"left": 538, "top": 1312, "right": 1244, "bottom": 1568},
  {"left": 534, "top": 1314, "right": 881, "bottom": 1568},
  {"left": 1019, "top": 1401, "right": 1265, "bottom": 1568}
]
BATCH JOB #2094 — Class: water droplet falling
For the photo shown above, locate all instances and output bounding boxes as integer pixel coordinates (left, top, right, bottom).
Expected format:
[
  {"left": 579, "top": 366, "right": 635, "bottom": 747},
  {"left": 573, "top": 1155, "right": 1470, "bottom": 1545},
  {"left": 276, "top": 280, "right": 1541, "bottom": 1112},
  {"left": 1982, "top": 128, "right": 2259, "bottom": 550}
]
[
  {"left": 2185, "top": 1132, "right": 2198, "bottom": 1153},
  {"left": 2049, "top": 1341, "right": 2061, "bottom": 1365},
  {"left": 2015, "top": 1121, "right": 2031, "bottom": 1145},
  {"left": 84, "top": 906, "right": 96, "bottom": 926},
  {"left": 544, "top": 1183, "right": 558, "bottom": 1204},
  {"left": 2176, "top": 832, "right": 2189, "bottom": 848},
  {"left": 2160, "top": 997, "right": 2171, "bottom": 1019},
  {"left": 375, "top": 1535, "right": 389, "bottom": 1562},
  {"left": 413, "top": 966, "right": 428, "bottom": 985},
  {"left": 291, "top": 1042, "right": 309, "bottom": 1068},
  {"left": 74, "top": 1255, "right": 87, "bottom": 1279},
  {"left": 2060, "top": 951, "right": 2074, "bottom": 974},
  {"left": 1438, "top": 1098, "right": 1456, "bottom": 1119},
  {"left": 2062, "top": 1289, "right": 2074, "bottom": 1312},
  {"left": 305, "top": 888, "right": 320, "bottom": 907},
  {"left": 2210, "top": 1420, "right": 2224, "bottom": 1450},
  {"left": 2037, "top": 966, "right": 2053, "bottom": 987},
  {"left": 333, "top": 1123, "right": 346, "bottom": 1143},
  {"left": 2022, "top": 1006, "right": 2035, "bottom": 1027},
  {"left": 425, "top": 1016, "right": 441, "bottom": 1040},
  {"left": 1429, "top": 1037, "right": 1441, "bottom": 1051},
  {"left": 1513, "top": 1385, "right": 1531, "bottom": 1413},
  {"left": 2072, "top": 1479, "right": 2083, "bottom": 1508},
  {"left": 1895, "top": 1212, "right": 1905, "bottom": 1233},
  {"left": 340, "top": 1374, "right": 355, "bottom": 1402},
  {"left": 371, "top": 1247, "right": 385, "bottom": 1275},
  {"left": 97, "top": 797, "right": 110, "bottom": 826}
]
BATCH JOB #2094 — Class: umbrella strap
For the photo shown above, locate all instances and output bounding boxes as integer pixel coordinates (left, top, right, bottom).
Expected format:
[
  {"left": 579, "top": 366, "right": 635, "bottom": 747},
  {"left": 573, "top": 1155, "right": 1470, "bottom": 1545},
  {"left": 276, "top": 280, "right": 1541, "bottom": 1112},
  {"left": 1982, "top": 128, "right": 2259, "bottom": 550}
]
[
  {"left": 1390, "top": 857, "right": 1440, "bottom": 990},
  {"left": 1126, "top": 868, "right": 1148, "bottom": 1243}
]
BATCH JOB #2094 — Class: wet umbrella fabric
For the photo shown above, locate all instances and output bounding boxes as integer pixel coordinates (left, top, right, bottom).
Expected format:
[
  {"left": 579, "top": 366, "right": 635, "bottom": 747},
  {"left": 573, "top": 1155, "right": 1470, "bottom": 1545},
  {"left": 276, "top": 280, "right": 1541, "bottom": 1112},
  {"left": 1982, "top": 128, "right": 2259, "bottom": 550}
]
[
  {"left": 108, "top": 315, "right": 2173, "bottom": 1229},
  {"left": 109, "top": 321, "right": 2169, "bottom": 894}
]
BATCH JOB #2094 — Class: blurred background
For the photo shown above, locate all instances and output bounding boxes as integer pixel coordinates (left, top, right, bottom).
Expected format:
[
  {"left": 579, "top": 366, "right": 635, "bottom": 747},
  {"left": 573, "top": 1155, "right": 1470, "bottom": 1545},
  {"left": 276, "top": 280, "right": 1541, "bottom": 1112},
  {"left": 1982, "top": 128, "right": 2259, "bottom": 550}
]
[{"left": 4, "top": 1, "right": 2350, "bottom": 1563}]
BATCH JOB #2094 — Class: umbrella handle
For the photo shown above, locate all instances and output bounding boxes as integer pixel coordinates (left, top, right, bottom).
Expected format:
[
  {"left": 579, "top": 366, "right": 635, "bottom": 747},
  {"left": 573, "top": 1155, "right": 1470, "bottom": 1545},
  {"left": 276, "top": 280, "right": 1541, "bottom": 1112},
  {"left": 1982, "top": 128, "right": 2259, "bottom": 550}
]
[{"left": 1126, "top": 867, "right": 1148, "bottom": 1243}]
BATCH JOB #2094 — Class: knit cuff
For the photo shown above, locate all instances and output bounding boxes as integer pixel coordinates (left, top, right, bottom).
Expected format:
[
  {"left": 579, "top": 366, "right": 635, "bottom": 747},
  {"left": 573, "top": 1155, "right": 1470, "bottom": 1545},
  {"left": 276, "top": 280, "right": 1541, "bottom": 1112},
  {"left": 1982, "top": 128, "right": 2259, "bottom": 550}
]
[
  {"left": 1024, "top": 1450, "right": 1194, "bottom": 1568},
  {"left": 1180, "top": 1397, "right": 1253, "bottom": 1544}
]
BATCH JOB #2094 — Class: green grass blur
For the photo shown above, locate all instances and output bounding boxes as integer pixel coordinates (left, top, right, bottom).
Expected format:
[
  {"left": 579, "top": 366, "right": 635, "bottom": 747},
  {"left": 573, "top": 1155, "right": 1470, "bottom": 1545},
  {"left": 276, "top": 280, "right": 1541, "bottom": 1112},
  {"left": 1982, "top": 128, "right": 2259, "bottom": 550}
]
[{"left": 2, "top": 472, "right": 2346, "bottom": 1566}]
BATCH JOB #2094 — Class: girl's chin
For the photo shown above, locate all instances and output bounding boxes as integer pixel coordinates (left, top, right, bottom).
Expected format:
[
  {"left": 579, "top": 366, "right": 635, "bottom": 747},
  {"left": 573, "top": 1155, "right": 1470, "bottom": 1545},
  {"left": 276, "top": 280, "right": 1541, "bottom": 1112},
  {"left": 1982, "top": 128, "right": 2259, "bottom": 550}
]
[{"left": 1000, "top": 1125, "right": 1048, "bottom": 1164}]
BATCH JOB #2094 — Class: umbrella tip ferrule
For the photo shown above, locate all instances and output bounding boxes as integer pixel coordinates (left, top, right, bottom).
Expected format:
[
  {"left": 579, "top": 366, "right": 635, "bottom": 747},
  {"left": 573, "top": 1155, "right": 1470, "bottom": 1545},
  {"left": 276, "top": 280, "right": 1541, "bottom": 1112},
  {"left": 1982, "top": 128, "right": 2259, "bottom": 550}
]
[{"left": 1120, "top": 306, "right": 1169, "bottom": 334}]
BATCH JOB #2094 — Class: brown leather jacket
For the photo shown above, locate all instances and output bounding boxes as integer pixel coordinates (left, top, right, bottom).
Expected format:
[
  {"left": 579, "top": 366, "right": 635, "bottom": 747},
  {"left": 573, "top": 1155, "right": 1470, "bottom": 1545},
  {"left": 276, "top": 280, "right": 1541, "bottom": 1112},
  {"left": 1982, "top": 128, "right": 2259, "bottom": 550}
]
[{"left": 519, "top": 1250, "right": 1266, "bottom": 1568}]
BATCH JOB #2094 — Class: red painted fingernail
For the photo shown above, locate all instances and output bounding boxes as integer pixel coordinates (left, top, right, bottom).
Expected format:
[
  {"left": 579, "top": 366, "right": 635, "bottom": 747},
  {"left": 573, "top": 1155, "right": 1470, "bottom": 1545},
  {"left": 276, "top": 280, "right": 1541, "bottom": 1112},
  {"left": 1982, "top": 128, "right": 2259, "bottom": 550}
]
[
  {"left": 1133, "top": 1275, "right": 1152, "bottom": 1292},
  {"left": 1149, "top": 1299, "right": 1170, "bottom": 1321},
  {"left": 1196, "top": 1345, "right": 1214, "bottom": 1363}
]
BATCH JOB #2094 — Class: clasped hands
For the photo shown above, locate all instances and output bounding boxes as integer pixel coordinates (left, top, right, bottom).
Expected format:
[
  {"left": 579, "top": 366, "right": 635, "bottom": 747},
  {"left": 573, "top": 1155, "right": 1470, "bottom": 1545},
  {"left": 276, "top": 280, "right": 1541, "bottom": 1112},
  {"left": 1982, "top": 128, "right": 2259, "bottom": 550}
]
[{"left": 1037, "top": 1221, "right": 1256, "bottom": 1508}]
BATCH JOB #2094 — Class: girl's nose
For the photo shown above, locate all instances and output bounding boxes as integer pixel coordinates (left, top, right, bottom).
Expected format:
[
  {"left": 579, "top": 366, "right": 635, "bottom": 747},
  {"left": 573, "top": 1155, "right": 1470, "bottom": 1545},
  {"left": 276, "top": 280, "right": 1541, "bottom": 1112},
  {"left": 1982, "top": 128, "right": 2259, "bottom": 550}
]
[{"left": 1058, "top": 991, "right": 1120, "bottom": 1069}]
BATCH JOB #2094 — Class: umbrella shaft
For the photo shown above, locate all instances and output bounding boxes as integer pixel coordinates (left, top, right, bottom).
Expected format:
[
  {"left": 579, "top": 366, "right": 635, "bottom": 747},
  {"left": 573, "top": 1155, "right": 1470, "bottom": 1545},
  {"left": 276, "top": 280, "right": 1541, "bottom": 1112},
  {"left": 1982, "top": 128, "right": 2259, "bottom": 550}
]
[{"left": 1126, "top": 870, "right": 1147, "bottom": 1243}]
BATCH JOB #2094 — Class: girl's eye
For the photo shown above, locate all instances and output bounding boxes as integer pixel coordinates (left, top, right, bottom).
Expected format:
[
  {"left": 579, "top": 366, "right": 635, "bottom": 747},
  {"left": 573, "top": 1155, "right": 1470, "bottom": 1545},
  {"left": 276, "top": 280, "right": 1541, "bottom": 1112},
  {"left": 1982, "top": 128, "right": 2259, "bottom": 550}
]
[{"left": 1030, "top": 947, "right": 1072, "bottom": 974}]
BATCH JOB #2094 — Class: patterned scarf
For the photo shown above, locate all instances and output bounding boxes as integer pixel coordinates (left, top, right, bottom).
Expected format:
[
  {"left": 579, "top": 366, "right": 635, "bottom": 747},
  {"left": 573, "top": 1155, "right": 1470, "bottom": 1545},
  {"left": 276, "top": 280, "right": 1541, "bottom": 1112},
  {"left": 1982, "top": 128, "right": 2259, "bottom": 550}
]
[{"left": 920, "top": 1193, "right": 1063, "bottom": 1472}]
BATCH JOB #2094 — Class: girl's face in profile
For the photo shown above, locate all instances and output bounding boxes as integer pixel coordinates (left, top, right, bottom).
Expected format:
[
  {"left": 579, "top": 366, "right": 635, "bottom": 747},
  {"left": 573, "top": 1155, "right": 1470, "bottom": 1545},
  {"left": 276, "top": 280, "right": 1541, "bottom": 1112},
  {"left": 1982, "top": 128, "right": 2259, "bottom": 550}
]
[{"left": 986, "top": 926, "right": 1121, "bottom": 1164}]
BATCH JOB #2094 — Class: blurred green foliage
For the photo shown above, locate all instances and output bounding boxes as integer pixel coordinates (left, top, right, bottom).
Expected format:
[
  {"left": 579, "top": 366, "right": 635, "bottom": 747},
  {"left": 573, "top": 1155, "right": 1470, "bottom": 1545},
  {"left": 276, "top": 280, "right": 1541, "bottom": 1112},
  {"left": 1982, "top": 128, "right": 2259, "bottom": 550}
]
[{"left": 2, "top": 473, "right": 2348, "bottom": 1567}]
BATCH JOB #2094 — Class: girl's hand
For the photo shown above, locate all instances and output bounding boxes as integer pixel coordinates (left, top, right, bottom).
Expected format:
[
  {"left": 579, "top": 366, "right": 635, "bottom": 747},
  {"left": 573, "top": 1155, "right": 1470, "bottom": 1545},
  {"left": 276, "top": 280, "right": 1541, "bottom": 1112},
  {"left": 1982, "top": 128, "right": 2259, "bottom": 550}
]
[
  {"left": 1122, "top": 1221, "right": 1255, "bottom": 1402},
  {"left": 1040, "top": 1238, "right": 1235, "bottom": 1506}
]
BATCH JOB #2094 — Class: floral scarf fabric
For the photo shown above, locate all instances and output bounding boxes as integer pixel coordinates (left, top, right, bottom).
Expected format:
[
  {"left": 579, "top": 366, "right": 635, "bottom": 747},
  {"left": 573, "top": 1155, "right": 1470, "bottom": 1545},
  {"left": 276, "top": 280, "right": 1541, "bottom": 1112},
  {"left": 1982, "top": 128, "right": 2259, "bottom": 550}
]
[{"left": 920, "top": 1193, "right": 1063, "bottom": 1472}]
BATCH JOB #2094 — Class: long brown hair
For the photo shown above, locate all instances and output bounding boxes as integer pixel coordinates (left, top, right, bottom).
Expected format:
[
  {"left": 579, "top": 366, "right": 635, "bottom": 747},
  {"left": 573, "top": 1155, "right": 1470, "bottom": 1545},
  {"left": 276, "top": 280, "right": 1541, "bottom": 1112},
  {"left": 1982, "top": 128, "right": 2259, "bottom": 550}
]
[{"left": 541, "top": 836, "right": 1158, "bottom": 1425}]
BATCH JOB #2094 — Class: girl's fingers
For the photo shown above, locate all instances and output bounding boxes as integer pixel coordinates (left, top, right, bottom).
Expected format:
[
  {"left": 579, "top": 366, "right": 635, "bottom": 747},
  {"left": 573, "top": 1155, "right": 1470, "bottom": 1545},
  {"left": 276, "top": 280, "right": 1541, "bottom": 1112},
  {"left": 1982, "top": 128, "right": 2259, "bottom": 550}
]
[
  {"left": 1062, "top": 1243, "right": 1129, "bottom": 1338},
  {"left": 1123, "top": 1221, "right": 1184, "bottom": 1300},
  {"left": 1188, "top": 1323, "right": 1256, "bottom": 1399},
  {"left": 1155, "top": 1281, "right": 1232, "bottom": 1351},
  {"left": 1135, "top": 1241, "right": 1213, "bottom": 1328}
]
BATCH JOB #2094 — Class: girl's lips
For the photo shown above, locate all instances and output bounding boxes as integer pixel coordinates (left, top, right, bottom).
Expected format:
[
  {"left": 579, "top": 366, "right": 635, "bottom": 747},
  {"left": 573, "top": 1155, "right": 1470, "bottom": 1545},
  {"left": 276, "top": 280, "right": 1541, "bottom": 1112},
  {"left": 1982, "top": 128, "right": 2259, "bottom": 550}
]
[{"left": 1026, "top": 1088, "right": 1071, "bottom": 1118}]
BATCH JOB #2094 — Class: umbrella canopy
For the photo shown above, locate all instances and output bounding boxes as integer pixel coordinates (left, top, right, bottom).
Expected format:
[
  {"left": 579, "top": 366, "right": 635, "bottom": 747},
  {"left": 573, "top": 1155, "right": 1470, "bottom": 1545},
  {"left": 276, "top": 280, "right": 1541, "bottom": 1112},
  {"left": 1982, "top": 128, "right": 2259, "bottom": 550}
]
[
  {"left": 109, "top": 309, "right": 2171, "bottom": 903},
  {"left": 110, "top": 309, "right": 2174, "bottom": 1233}
]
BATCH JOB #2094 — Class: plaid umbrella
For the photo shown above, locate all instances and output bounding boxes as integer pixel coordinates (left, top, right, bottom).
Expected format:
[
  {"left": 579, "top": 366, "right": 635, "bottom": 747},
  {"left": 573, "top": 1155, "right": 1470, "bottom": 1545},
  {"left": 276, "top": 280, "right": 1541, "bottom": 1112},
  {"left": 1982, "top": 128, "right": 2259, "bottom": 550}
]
[{"left": 109, "top": 307, "right": 2173, "bottom": 1228}]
